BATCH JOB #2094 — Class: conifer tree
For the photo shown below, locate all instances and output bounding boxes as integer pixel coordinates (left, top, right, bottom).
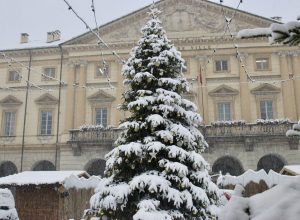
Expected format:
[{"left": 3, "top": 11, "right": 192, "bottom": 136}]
[{"left": 87, "top": 4, "right": 219, "bottom": 220}]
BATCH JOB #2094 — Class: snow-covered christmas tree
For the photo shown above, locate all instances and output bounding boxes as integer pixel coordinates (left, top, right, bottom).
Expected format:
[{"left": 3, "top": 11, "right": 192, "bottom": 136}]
[{"left": 86, "top": 4, "right": 219, "bottom": 220}]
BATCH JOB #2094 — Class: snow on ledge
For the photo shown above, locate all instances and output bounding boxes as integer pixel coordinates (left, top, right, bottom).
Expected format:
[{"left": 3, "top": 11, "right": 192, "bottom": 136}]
[
  {"left": 0, "top": 171, "right": 88, "bottom": 186},
  {"left": 217, "top": 169, "right": 297, "bottom": 188}
]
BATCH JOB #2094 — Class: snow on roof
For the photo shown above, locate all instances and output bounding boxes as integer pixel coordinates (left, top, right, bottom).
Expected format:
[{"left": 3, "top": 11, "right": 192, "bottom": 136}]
[
  {"left": 280, "top": 165, "right": 300, "bottom": 175},
  {"left": 0, "top": 171, "right": 88, "bottom": 186},
  {"left": 0, "top": 39, "right": 64, "bottom": 51},
  {"left": 217, "top": 169, "right": 297, "bottom": 188}
]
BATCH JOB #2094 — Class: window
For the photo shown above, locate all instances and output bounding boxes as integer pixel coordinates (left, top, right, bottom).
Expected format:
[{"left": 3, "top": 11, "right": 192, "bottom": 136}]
[
  {"left": 96, "top": 64, "right": 109, "bottom": 78},
  {"left": 43, "top": 68, "right": 56, "bottom": 80},
  {"left": 255, "top": 58, "right": 269, "bottom": 70},
  {"left": 40, "top": 111, "right": 52, "bottom": 135},
  {"left": 218, "top": 102, "right": 231, "bottom": 121},
  {"left": 8, "top": 70, "right": 21, "bottom": 82},
  {"left": 215, "top": 60, "right": 228, "bottom": 72},
  {"left": 260, "top": 100, "right": 273, "bottom": 119},
  {"left": 95, "top": 108, "right": 107, "bottom": 127},
  {"left": 3, "top": 112, "right": 16, "bottom": 136}
]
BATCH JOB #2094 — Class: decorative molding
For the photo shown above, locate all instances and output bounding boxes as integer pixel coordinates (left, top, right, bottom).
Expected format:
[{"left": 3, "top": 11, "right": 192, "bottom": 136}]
[
  {"left": 208, "top": 84, "right": 239, "bottom": 97},
  {"left": 87, "top": 90, "right": 116, "bottom": 103},
  {"left": 0, "top": 95, "right": 23, "bottom": 107},
  {"left": 250, "top": 83, "right": 281, "bottom": 95},
  {"left": 35, "top": 93, "right": 59, "bottom": 105}
]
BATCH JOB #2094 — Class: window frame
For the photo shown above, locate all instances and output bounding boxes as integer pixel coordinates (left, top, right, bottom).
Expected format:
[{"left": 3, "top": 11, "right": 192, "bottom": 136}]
[
  {"left": 2, "top": 110, "right": 17, "bottom": 137},
  {"left": 259, "top": 99, "right": 274, "bottom": 120},
  {"left": 95, "top": 107, "right": 108, "bottom": 127},
  {"left": 38, "top": 109, "right": 54, "bottom": 136},
  {"left": 254, "top": 55, "right": 271, "bottom": 71},
  {"left": 217, "top": 102, "right": 232, "bottom": 121},
  {"left": 213, "top": 56, "right": 230, "bottom": 73},
  {"left": 7, "top": 69, "right": 21, "bottom": 83},
  {"left": 42, "top": 67, "right": 56, "bottom": 81},
  {"left": 95, "top": 62, "right": 110, "bottom": 79}
]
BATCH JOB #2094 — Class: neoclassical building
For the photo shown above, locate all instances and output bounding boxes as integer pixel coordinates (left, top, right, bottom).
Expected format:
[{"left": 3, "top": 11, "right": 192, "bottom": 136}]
[{"left": 0, "top": 0, "right": 299, "bottom": 177}]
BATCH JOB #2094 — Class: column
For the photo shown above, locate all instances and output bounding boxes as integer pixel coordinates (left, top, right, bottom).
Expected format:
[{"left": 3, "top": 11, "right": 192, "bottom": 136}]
[
  {"left": 239, "top": 53, "right": 251, "bottom": 122},
  {"left": 279, "top": 52, "right": 297, "bottom": 120},
  {"left": 65, "top": 63, "right": 76, "bottom": 131},
  {"left": 75, "top": 62, "right": 87, "bottom": 128},
  {"left": 292, "top": 52, "right": 300, "bottom": 120}
]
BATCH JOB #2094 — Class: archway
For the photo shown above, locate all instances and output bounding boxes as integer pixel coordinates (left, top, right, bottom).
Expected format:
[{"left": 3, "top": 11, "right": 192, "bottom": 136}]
[
  {"left": 85, "top": 159, "right": 106, "bottom": 177},
  {"left": 0, "top": 161, "right": 18, "bottom": 177},
  {"left": 212, "top": 156, "right": 244, "bottom": 176},
  {"left": 257, "top": 154, "right": 287, "bottom": 173},
  {"left": 32, "top": 160, "right": 56, "bottom": 171}
]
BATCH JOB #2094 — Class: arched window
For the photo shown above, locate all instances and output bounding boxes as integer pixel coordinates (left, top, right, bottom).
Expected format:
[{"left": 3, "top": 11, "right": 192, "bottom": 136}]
[
  {"left": 85, "top": 159, "right": 106, "bottom": 177},
  {"left": 257, "top": 154, "right": 287, "bottom": 173},
  {"left": 212, "top": 156, "right": 244, "bottom": 176},
  {"left": 0, "top": 161, "right": 18, "bottom": 177},
  {"left": 32, "top": 160, "right": 56, "bottom": 171}
]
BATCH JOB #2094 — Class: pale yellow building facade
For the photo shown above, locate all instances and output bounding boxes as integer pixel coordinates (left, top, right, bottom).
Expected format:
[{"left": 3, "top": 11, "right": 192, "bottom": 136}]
[{"left": 0, "top": 0, "right": 299, "bottom": 176}]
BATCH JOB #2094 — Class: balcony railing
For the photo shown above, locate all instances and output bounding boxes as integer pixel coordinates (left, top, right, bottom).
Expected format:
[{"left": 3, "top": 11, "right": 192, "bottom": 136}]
[
  {"left": 69, "top": 128, "right": 122, "bottom": 143},
  {"left": 200, "top": 123, "right": 294, "bottom": 138}
]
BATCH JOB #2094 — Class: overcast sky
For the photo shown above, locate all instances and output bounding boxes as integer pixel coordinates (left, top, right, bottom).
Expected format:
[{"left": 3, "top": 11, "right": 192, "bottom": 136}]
[{"left": 1, "top": 0, "right": 299, "bottom": 49}]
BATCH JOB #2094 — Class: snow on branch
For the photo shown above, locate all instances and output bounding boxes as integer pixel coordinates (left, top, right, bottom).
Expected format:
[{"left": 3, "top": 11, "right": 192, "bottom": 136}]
[{"left": 237, "top": 16, "right": 300, "bottom": 46}]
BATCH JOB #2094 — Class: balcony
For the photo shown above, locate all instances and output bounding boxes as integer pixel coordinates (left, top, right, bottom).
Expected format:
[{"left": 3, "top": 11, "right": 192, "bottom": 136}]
[
  {"left": 68, "top": 121, "right": 298, "bottom": 155},
  {"left": 68, "top": 128, "right": 122, "bottom": 156}
]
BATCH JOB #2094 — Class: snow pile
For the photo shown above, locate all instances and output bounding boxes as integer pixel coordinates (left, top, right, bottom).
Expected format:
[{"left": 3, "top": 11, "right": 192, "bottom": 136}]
[
  {"left": 256, "top": 118, "right": 292, "bottom": 125},
  {"left": 281, "top": 165, "right": 300, "bottom": 175},
  {"left": 217, "top": 169, "right": 296, "bottom": 188},
  {"left": 219, "top": 176, "right": 300, "bottom": 220},
  {"left": 64, "top": 174, "right": 101, "bottom": 189},
  {"left": 210, "top": 120, "right": 246, "bottom": 127},
  {"left": 0, "top": 188, "right": 19, "bottom": 220},
  {"left": 286, "top": 121, "right": 300, "bottom": 137}
]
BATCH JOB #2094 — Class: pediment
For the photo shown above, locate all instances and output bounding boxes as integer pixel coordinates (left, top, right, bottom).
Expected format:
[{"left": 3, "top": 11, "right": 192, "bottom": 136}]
[
  {"left": 88, "top": 91, "right": 116, "bottom": 103},
  {"left": 35, "top": 93, "right": 58, "bottom": 105},
  {"left": 63, "top": 0, "right": 274, "bottom": 45},
  {"left": 209, "top": 85, "right": 239, "bottom": 96},
  {"left": 0, "top": 95, "right": 23, "bottom": 106},
  {"left": 251, "top": 83, "right": 280, "bottom": 95}
]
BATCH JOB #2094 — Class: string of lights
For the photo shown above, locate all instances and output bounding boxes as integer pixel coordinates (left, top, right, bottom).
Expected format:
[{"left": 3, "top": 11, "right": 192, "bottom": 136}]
[
  {"left": 0, "top": 51, "right": 115, "bottom": 92},
  {"left": 62, "top": 0, "right": 126, "bottom": 65},
  {"left": 90, "top": 0, "right": 114, "bottom": 89}
]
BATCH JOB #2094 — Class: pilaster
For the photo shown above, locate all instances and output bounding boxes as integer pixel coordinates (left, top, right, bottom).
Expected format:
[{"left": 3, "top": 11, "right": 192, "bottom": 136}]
[
  {"left": 291, "top": 52, "right": 300, "bottom": 120},
  {"left": 75, "top": 62, "right": 87, "bottom": 128},
  {"left": 238, "top": 53, "right": 251, "bottom": 122},
  {"left": 65, "top": 63, "right": 76, "bottom": 131},
  {"left": 279, "top": 52, "right": 297, "bottom": 120}
]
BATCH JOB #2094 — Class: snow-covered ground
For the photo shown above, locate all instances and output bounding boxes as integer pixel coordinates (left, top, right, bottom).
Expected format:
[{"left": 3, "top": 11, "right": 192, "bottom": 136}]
[{"left": 219, "top": 176, "right": 300, "bottom": 220}]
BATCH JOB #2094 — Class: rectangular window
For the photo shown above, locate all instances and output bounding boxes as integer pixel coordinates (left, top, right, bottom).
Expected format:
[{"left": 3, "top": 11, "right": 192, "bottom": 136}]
[
  {"left": 43, "top": 68, "right": 56, "bottom": 80},
  {"left": 8, "top": 70, "right": 21, "bottom": 82},
  {"left": 255, "top": 58, "right": 269, "bottom": 70},
  {"left": 96, "top": 64, "right": 109, "bottom": 78},
  {"left": 95, "top": 108, "right": 107, "bottom": 127},
  {"left": 260, "top": 100, "right": 273, "bottom": 119},
  {"left": 4, "top": 112, "right": 16, "bottom": 136},
  {"left": 40, "top": 111, "right": 52, "bottom": 135},
  {"left": 215, "top": 60, "right": 228, "bottom": 72},
  {"left": 218, "top": 102, "right": 231, "bottom": 121}
]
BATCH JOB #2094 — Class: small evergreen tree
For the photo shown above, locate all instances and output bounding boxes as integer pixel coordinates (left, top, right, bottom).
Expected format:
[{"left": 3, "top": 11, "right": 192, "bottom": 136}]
[{"left": 87, "top": 5, "right": 219, "bottom": 220}]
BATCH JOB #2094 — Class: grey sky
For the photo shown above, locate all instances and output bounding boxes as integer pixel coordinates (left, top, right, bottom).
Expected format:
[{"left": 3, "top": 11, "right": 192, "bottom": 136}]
[{"left": 1, "top": 0, "right": 299, "bottom": 49}]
